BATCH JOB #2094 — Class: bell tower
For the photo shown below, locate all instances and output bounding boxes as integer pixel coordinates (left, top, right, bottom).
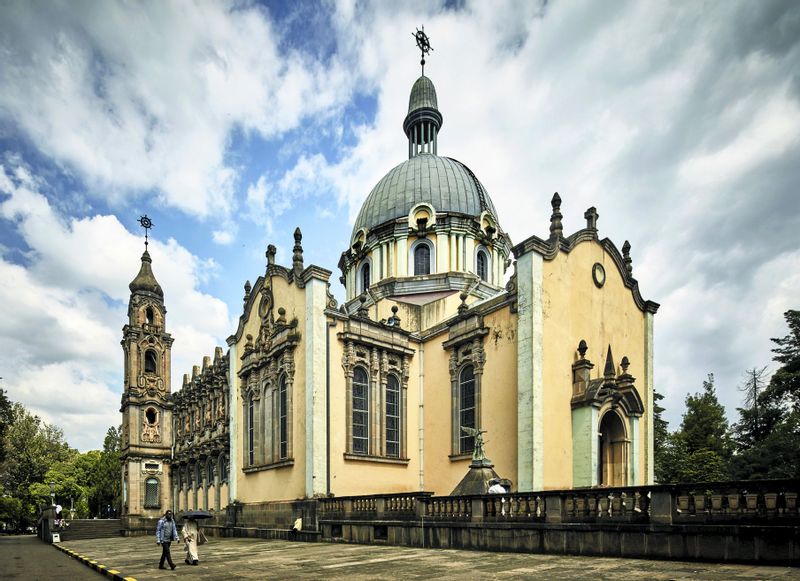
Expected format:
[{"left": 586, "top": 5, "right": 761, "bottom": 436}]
[{"left": 120, "top": 215, "right": 174, "bottom": 528}]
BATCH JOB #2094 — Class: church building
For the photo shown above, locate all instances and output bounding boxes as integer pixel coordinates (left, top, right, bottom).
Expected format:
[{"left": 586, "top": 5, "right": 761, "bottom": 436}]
[{"left": 119, "top": 43, "right": 659, "bottom": 527}]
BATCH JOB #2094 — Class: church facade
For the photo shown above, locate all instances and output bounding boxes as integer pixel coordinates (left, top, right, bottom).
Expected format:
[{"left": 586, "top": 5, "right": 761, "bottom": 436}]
[{"left": 119, "top": 65, "right": 658, "bottom": 525}]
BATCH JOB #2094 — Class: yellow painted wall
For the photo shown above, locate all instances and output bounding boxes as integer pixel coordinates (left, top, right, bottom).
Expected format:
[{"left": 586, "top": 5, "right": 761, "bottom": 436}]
[
  {"left": 541, "top": 240, "right": 649, "bottom": 488},
  {"left": 327, "top": 316, "right": 423, "bottom": 495},
  {"left": 422, "top": 305, "right": 518, "bottom": 495},
  {"left": 233, "top": 274, "right": 309, "bottom": 502}
]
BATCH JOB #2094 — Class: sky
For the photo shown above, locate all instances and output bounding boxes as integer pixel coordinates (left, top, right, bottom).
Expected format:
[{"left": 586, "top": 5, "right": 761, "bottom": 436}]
[{"left": 0, "top": 0, "right": 798, "bottom": 452}]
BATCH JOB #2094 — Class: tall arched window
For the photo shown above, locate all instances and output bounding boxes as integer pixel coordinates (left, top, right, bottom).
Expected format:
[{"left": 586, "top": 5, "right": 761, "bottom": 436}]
[
  {"left": 459, "top": 365, "right": 476, "bottom": 454},
  {"left": 352, "top": 367, "right": 369, "bottom": 454},
  {"left": 144, "top": 477, "right": 159, "bottom": 508},
  {"left": 219, "top": 455, "right": 228, "bottom": 483},
  {"left": 247, "top": 394, "right": 255, "bottom": 465},
  {"left": 385, "top": 375, "right": 400, "bottom": 458},
  {"left": 145, "top": 307, "right": 154, "bottom": 325},
  {"left": 207, "top": 460, "right": 214, "bottom": 483},
  {"left": 144, "top": 350, "right": 157, "bottom": 374},
  {"left": 476, "top": 249, "right": 489, "bottom": 282},
  {"left": 279, "top": 374, "right": 288, "bottom": 460},
  {"left": 360, "top": 262, "right": 371, "bottom": 293},
  {"left": 414, "top": 243, "right": 431, "bottom": 275}
]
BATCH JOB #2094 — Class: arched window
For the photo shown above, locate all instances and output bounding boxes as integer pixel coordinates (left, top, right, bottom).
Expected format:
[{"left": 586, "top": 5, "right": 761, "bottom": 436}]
[
  {"left": 476, "top": 249, "right": 489, "bottom": 282},
  {"left": 196, "top": 463, "right": 202, "bottom": 486},
  {"left": 459, "top": 365, "right": 476, "bottom": 454},
  {"left": 144, "top": 477, "right": 159, "bottom": 508},
  {"left": 145, "top": 307, "right": 154, "bottom": 325},
  {"left": 247, "top": 394, "right": 255, "bottom": 465},
  {"left": 218, "top": 455, "right": 228, "bottom": 483},
  {"left": 144, "top": 350, "right": 157, "bottom": 374},
  {"left": 352, "top": 367, "right": 369, "bottom": 454},
  {"left": 414, "top": 243, "right": 431, "bottom": 275},
  {"left": 145, "top": 407, "right": 157, "bottom": 425},
  {"left": 279, "top": 374, "right": 288, "bottom": 460},
  {"left": 207, "top": 460, "right": 214, "bottom": 483},
  {"left": 360, "top": 262, "right": 371, "bottom": 293},
  {"left": 385, "top": 375, "right": 400, "bottom": 458}
]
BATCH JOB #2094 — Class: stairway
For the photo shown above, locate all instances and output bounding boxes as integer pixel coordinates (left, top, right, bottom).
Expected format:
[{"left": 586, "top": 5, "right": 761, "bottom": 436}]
[{"left": 58, "top": 519, "right": 123, "bottom": 541}]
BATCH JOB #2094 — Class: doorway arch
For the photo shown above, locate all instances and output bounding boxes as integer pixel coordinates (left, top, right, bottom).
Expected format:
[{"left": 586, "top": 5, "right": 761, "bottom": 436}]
[{"left": 598, "top": 410, "right": 628, "bottom": 487}]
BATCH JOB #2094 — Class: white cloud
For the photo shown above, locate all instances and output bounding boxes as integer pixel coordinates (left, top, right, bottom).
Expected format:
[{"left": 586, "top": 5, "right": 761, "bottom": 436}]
[
  {"left": 0, "top": 161, "right": 233, "bottom": 450},
  {"left": 0, "top": 0, "right": 354, "bottom": 232}
]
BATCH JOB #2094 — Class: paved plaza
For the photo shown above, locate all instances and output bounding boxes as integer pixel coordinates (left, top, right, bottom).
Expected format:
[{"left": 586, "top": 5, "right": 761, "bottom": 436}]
[{"left": 34, "top": 535, "right": 799, "bottom": 580}]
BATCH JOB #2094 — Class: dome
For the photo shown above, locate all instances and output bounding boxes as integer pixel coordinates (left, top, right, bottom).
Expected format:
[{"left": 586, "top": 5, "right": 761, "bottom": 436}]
[
  {"left": 129, "top": 250, "right": 164, "bottom": 298},
  {"left": 408, "top": 75, "right": 438, "bottom": 113},
  {"left": 352, "top": 153, "right": 499, "bottom": 236}
]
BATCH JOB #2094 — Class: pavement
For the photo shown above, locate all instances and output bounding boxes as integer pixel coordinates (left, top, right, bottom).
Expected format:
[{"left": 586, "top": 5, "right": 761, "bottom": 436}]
[
  {"left": 1, "top": 534, "right": 796, "bottom": 580},
  {"left": 29, "top": 535, "right": 797, "bottom": 580},
  {"left": 0, "top": 534, "right": 104, "bottom": 580}
]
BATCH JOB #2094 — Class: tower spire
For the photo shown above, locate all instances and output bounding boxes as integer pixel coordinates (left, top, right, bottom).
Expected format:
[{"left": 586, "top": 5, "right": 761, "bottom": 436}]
[
  {"left": 138, "top": 215, "right": 153, "bottom": 250},
  {"left": 404, "top": 27, "right": 442, "bottom": 159}
]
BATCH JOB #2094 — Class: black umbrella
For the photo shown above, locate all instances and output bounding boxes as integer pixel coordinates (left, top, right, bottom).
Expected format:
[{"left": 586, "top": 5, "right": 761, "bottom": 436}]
[{"left": 181, "top": 510, "right": 213, "bottom": 520}]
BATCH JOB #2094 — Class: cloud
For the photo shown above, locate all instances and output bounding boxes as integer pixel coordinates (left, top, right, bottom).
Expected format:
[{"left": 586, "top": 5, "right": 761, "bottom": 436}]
[
  {"left": 0, "top": 160, "right": 233, "bottom": 450},
  {"left": 0, "top": 0, "right": 354, "bottom": 231}
]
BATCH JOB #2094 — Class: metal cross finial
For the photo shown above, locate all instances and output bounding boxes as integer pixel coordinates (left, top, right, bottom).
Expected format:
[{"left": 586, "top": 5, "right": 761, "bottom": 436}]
[
  {"left": 413, "top": 26, "right": 433, "bottom": 75},
  {"left": 138, "top": 215, "right": 153, "bottom": 248}
]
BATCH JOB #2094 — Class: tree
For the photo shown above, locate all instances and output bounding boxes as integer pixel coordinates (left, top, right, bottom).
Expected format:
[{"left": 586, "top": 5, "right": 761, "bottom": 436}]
[
  {"left": 0, "top": 403, "right": 75, "bottom": 530},
  {"left": 653, "top": 390, "right": 673, "bottom": 483},
  {"left": 731, "top": 310, "right": 800, "bottom": 479},
  {"left": 0, "top": 388, "right": 12, "bottom": 464},
  {"left": 667, "top": 374, "right": 731, "bottom": 482},
  {"left": 762, "top": 310, "right": 800, "bottom": 411}
]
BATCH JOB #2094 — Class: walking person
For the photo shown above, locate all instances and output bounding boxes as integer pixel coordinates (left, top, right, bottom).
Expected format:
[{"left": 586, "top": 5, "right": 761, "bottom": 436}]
[
  {"left": 182, "top": 517, "right": 201, "bottom": 565},
  {"left": 155, "top": 510, "right": 178, "bottom": 570}
]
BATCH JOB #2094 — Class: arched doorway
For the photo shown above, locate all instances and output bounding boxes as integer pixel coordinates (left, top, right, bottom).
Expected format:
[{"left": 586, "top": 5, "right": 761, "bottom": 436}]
[{"left": 598, "top": 411, "right": 628, "bottom": 487}]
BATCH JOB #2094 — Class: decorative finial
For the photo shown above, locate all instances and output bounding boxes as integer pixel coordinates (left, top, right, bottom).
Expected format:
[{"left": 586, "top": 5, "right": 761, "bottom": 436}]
[
  {"left": 138, "top": 215, "right": 153, "bottom": 249},
  {"left": 603, "top": 344, "right": 616, "bottom": 379},
  {"left": 292, "top": 228, "right": 304, "bottom": 277},
  {"left": 622, "top": 240, "right": 632, "bottom": 275},
  {"left": 276, "top": 307, "right": 287, "bottom": 325},
  {"left": 620, "top": 356, "right": 630, "bottom": 375},
  {"left": 584, "top": 207, "right": 598, "bottom": 231},
  {"left": 549, "top": 193, "right": 563, "bottom": 240},
  {"left": 413, "top": 26, "right": 433, "bottom": 75},
  {"left": 356, "top": 294, "right": 369, "bottom": 319},
  {"left": 243, "top": 280, "right": 251, "bottom": 308},
  {"left": 386, "top": 305, "right": 401, "bottom": 328},
  {"left": 458, "top": 291, "right": 469, "bottom": 315},
  {"left": 266, "top": 244, "right": 276, "bottom": 266},
  {"left": 577, "top": 339, "right": 588, "bottom": 359}
]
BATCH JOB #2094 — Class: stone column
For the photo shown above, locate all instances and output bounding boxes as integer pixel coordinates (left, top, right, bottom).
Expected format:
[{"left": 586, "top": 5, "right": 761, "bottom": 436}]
[
  {"left": 397, "top": 237, "right": 408, "bottom": 277},
  {"left": 436, "top": 232, "right": 448, "bottom": 275}
]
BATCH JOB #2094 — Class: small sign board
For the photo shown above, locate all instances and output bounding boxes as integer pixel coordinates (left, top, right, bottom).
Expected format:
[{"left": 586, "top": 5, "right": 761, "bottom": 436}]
[{"left": 51, "top": 532, "right": 61, "bottom": 543}]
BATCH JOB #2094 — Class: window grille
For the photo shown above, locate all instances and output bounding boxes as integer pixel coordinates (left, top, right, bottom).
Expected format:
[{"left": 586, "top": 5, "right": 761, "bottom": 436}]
[
  {"left": 386, "top": 375, "right": 400, "bottom": 457},
  {"left": 459, "top": 365, "right": 476, "bottom": 454},
  {"left": 352, "top": 367, "right": 369, "bottom": 454},
  {"left": 279, "top": 375, "right": 288, "bottom": 459},
  {"left": 144, "top": 477, "right": 159, "bottom": 508},
  {"left": 247, "top": 395, "right": 255, "bottom": 465},
  {"left": 414, "top": 244, "right": 431, "bottom": 275}
]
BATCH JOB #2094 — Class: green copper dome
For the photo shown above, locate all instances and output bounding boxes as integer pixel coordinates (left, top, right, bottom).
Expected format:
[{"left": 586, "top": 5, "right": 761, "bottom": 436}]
[
  {"left": 408, "top": 75, "right": 438, "bottom": 113},
  {"left": 352, "top": 153, "right": 499, "bottom": 236}
]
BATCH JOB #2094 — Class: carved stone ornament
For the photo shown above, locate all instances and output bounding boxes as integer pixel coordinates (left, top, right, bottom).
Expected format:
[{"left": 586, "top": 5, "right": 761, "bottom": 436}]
[{"left": 142, "top": 414, "right": 161, "bottom": 443}]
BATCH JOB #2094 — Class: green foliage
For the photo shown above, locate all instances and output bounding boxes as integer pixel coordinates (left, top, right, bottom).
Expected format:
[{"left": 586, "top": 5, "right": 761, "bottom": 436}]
[
  {"left": 0, "top": 388, "right": 12, "bottom": 464},
  {"left": 652, "top": 390, "right": 672, "bottom": 483},
  {"left": 730, "top": 310, "right": 800, "bottom": 479},
  {"left": 0, "top": 403, "right": 75, "bottom": 529},
  {"left": 0, "top": 397, "right": 123, "bottom": 529}
]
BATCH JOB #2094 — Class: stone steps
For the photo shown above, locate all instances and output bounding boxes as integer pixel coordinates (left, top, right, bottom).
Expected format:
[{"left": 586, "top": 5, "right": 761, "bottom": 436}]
[{"left": 58, "top": 519, "right": 123, "bottom": 541}]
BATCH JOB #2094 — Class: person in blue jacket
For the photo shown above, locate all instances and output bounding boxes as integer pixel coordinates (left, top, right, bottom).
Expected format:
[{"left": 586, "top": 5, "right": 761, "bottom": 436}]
[{"left": 155, "top": 509, "right": 178, "bottom": 570}]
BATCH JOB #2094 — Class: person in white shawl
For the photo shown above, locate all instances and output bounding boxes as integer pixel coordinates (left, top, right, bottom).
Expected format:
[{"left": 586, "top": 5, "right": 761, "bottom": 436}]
[{"left": 181, "top": 518, "right": 201, "bottom": 565}]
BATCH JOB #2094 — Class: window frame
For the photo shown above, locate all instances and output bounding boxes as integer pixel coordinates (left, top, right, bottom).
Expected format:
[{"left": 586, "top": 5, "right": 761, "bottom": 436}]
[
  {"left": 144, "top": 477, "right": 160, "bottom": 508},
  {"left": 475, "top": 245, "right": 491, "bottom": 283},
  {"left": 351, "top": 366, "right": 370, "bottom": 455},
  {"left": 408, "top": 238, "right": 435, "bottom": 276},
  {"left": 385, "top": 374, "right": 401, "bottom": 458},
  {"left": 358, "top": 260, "right": 371, "bottom": 294},
  {"left": 278, "top": 373, "right": 288, "bottom": 460},
  {"left": 144, "top": 349, "right": 158, "bottom": 374},
  {"left": 458, "top": 364, "right": 477, "bottom": 454}
]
